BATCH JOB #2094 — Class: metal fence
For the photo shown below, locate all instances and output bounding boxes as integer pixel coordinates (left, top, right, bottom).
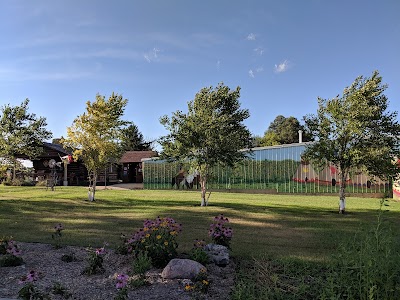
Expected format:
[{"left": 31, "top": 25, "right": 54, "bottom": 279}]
[{"left": 143, "top": 143, "right": 389, "bottom": 194}]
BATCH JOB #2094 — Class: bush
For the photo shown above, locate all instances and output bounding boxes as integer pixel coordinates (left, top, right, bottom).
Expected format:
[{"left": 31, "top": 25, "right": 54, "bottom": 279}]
[
  {"left": 189, "top": 239, "right": 209, "bottom": 266},
  {"left": 0, "top": 254, "right": 24, "bottom": 267},
  {"left": 127, "top": 217, "right": 182, "bottom": 268},
  {"left": 208, "top": 214, "right": 233, "bottom": 248}
]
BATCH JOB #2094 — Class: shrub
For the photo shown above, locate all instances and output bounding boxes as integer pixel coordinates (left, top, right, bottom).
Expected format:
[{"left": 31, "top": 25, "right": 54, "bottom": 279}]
[
  {"left": 127, "top": 216, "right": 182, "bottom": 268},
  {"left": 132, "top": 251, "right": 152, "bottom": 277},
  {"left": 51, "top": 282, "right": 71, "bottom": 299},
  {"left": 189, "top": 239, "right": 209, "bottom": 266},
  {"left": 0, "top": 238, "right": 23, "bottom": 267},
  {"left": 208, "top": 214, "right": 233, "bottom": 248},
  {"left": 0, "top": 254, "right": 24, "bottom": 267},
  {"left": 61, "top": 252, "right": 77, "bottom": 263}
]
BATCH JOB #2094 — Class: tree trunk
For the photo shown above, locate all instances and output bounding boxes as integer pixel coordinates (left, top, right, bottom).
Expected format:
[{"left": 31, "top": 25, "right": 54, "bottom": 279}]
[
  {"left": 200, "top": 175, "right": 207, "bottom": 206},
  {"left": 12, "top": 159, "right": 16, "bottom": 180},
  {"left": 88, "top": 171, "right": 97, "bottom": 202},
  {"left": 339, "top": 172, "right": 346, "bottom": 214}
]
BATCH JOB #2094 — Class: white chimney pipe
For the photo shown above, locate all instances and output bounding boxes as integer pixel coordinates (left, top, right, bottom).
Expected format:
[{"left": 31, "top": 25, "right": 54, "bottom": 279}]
[{"left": 298, "top": 130, "right": 303, "bottom": 143}]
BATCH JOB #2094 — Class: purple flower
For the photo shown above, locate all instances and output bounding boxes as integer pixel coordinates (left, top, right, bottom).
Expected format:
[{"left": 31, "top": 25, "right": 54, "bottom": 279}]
[
  {"left": 116, "top": 274, "right": 129, "bottom": 289},
  {"left": 95, "top": 247, "right": 106, "bottom": 256},
  {"left": 25, "top": 270, "right": 39, "bottom": 282}
]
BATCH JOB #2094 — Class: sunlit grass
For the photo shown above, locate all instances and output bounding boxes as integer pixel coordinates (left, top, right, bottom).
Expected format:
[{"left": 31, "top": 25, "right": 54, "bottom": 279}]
[{"left": 1, "top": 185, "right": 399, "bottom": 260}]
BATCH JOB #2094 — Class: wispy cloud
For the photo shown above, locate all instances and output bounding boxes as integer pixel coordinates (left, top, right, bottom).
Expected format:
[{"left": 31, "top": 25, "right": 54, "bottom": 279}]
[
  {"left": 144, "top": 47, "right": 161, "bottom": 63},
  {"left": 274, "top": 60, "right": 290, "bottom": 73},
  {"left": 248, "top": 67, "right": 264, "bottom": 78},
  {"left": 254, "top": 47, "right": 265, "bottom": 56},
  {"left": 216, "top": 60, "right": 221, "bottom": 69},
  {"left": 246, "top": 33, "right": 256, "bottom": 41}
]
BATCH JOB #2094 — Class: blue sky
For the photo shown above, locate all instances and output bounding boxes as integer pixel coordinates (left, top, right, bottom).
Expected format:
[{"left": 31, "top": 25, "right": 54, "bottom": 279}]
[{"left": 1, "top": 0, "right": 399, "bottom": 149}]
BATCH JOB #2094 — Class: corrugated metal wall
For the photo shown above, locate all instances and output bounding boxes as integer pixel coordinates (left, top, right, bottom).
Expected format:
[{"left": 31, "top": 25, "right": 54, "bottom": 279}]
[{"left": 143, "top": 144, "right": 389, "bottom": 194}]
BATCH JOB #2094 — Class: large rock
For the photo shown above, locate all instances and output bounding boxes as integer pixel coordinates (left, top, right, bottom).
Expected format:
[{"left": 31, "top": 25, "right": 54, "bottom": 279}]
[
  {"left": 161, "top": 259, "right": 206, "bottom": 280},
  {"left": 204, "top": 244, "right": 230, "bottom": 266}
]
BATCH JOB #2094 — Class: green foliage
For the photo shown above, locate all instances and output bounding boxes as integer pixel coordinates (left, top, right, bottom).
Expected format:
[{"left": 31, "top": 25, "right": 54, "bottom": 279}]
[
  {"left": 51, "top": 223, "right": 64, "bottom": 249},
  {"left": 189, "top": 240, "right": 209, "bottom": 265},
  {"left": 184, "top": 267, "right": 210, "bottom": 296},
  {"left": 261, "top": 115, "right": 310, "bottom": 146},
  {"left": 159, "top": 83, "right": 252, "bottom": 205},
  {"left": 232, "top": 201, "right": 400, "bottom": 300},
  {"left": 0, "top": 254, "right": 24, "bottom": 267},
  {"left": 61, "top": 252, "right": 77, "bottom": 263},
  {"left": 18, "top": 283, "right": 49, "bottom": 300},
  {"left": 62, "top": 93, "right": 129, "bottom": 201},
  {"left": 304, "top": 71, "right": 400, "bottom": 209},
  {"left": 51, "top": 282, "right": 71, "bottom": 299},
  {"left": 127, "top": 217, "right": 182, "bottom": 268},
  {"left": 120, "top": 123, "right": 152, "bottom": 151},
  {"left": 115, "top": 234, "right": 129, "bottom": 255},
  {"left": 0, "top": 99, "right": 52, "bottom": 179},
  {"left": 132, "top": 251, "right": 152, "bottom": 276},
  {"left": 321, "top": 200, "right": 400, "bottom": 300},
  {"left": 82, "top": 246, "right": 106, "bottom": 275}
]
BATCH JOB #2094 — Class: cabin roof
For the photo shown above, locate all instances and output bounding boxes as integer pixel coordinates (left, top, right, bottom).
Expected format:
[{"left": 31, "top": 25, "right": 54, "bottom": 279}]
[{"left": 120, "top": 151, "right": 157, "bottom": 163}]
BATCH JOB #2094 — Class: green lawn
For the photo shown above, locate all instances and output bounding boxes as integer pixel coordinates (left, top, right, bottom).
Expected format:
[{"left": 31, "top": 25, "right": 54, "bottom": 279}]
[{"left": 1, "top": 185, "right": 399, "bottom": 261}]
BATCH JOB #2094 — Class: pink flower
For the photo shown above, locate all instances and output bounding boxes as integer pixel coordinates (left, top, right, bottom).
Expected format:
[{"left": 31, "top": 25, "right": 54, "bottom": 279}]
[
  {"left": 115, "top": 274, "right": 129, "bottom": 289},
  {"left": 95, "top": 247, "right": 106, "bottom": 256},
  {"left": 24, "top": 270, "right": 39, "bottom": 282}
]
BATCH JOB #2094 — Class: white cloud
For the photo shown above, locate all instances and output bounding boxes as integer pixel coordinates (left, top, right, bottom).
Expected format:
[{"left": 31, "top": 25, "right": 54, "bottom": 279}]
[
  {"left": 143, "top": 48, "right": 162, "bottom": 63},
  {"left": 249, "top": 67, "right": 264, "bottom": 78},
  {"left": 246, "top": 33, "right": 256, "bottom": 41},
  {"left": 216, "top": 60, "right": 221, "bottom": 69},
  {"left": 254, "top": 47, "right": 264, "bottom": 56},
  {"left": 274, "top": 60, "right": 290, "bottom": 73}
]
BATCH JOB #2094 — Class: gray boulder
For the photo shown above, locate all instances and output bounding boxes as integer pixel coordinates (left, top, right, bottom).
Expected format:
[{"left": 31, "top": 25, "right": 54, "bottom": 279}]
[
  {"left": 204, "top": 244, "right": 230, "bottom": 266},
  {"left": 161, "top": 258, "right": 206, "bottom": 280}
]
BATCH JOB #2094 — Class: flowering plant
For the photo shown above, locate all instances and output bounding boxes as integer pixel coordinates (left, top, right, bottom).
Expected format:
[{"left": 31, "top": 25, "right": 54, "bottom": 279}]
[
  {"left": 127, "top": 216, "right": 182, "bottom": 268},
  {"left": 82, "top": 245, "right": 107, "bottom": 275},
  {"left": 114, "top": 274, "right": 129, "bottom": 300},
  {"left": 51, "top": 223, "right": 64, "bottom": 249},
  {"left": 189, "top": 239, "right": 209, "bottom": 265},
  {"left": 18, "top": 270, "right": 47, "bottom": 300},
  {"left": 208, "top": 214, "right": 233, "bottom": 248},
  {"left": 0, "top": 237, "right": 21, "bottom": 255},
  {"left": 0, "top": 237, "right": 23, "bottom": 267},
  {"left": 184, "top": 267, "right": 210, "bottom": 295}
]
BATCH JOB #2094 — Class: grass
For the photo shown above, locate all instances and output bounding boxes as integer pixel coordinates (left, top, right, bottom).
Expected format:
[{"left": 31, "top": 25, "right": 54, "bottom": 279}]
[{"left": 1, "top": 185, "right": 400, "bottom": 261}]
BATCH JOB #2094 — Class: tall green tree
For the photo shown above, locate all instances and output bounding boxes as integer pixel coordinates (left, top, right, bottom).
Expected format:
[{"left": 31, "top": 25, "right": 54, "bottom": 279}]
[
  {"left": 0, "top": 99, "right": 52, "bottom": 179},
  {"left": 120, "top": 123, "right": 152, "bottom": 151},
  {"left": 303, "top": 71, "right": 400, "bottom": 213},
  {"left": 159, "top": 83, "right": 252, "bottom": 206},
  {"left": 62, "top": 93, "right": 129, "bottom": 201},
  {"left": 261, "top": 115, "right": 310, "bottom": 146}
]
